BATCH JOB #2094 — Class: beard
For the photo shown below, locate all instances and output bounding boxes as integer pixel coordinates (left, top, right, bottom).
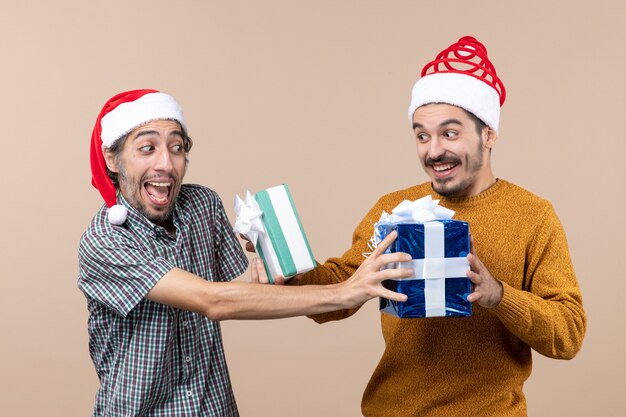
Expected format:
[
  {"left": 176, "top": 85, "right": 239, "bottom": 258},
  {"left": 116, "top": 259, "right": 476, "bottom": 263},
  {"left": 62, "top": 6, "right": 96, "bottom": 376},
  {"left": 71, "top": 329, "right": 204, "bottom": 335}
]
[
  {"left": 116, "top": 163, "right": 180, "bottom": 225},
  {"left": 425, "top": 141, "right": 484, "bottom": 198}
]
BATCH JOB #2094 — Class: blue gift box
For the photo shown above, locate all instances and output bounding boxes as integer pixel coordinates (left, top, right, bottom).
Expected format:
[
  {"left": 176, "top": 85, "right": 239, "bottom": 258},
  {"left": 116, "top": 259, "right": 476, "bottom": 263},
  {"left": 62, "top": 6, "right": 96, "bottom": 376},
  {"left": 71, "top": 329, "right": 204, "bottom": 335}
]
[{"left": 378, "top": 220, "right": 472, "bottom": 318}]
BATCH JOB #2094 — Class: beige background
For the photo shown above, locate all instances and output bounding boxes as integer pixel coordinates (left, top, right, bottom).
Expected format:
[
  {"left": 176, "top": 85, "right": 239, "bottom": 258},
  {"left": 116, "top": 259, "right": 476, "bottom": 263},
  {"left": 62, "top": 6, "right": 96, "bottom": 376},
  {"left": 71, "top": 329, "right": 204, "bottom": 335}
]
[{"left": 1, "top": 1, "right": 624, "bottom": 416}]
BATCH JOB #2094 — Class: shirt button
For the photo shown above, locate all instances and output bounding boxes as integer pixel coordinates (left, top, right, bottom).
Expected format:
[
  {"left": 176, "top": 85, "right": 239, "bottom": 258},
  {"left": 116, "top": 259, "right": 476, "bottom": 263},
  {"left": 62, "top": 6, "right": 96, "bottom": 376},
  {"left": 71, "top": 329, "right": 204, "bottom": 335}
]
[
  {"left": 185, "top": 356, "right": 191, "bottom": 362},
  {"left": 182, "top": 321, "right": 188, "bottom": 327},
  {"left": 186, "top": 390, "right": 192, "bottom": 397}
]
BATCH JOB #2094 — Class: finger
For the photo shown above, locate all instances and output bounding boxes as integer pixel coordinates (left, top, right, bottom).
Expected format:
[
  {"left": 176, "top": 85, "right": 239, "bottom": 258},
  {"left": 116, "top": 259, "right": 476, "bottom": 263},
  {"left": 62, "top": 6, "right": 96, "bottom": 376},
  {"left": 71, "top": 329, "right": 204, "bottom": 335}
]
[
  {"left": 274, "top": 276, "right": 286, "bottom": 285},
  {"left": 466, "top": 290, "right": 481, "bottom": 303},
  {"left": 375, "top": 267, "right": 414, "bottom": 281},
  {"left": 466, "top": 252, "right": 482, "bottom": 273},
  {"left": 370, "top": 231, "right": 398, "bottom": 258},
  {"left": 250, "top": 257, "right": 260, "bottom": 283},
  {"left": 379, "top": 289, "right": 409, "bottom": 303},
  {"left": 469, "top": 234, "right": 476, "bottom": 255},
  {"left": 256, "top": 258, "right": 270, "bottom": 284},
  {"left": 375, "top": 252, "right": 412, "bottom": 269},
  {"left": 467, "top": 269, "right": 482, "bottom": 285}
]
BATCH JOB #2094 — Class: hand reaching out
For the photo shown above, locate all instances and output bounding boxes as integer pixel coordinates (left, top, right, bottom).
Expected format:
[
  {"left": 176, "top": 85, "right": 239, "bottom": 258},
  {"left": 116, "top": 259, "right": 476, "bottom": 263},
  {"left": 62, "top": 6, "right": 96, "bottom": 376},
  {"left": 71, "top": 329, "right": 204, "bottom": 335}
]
[
  {"left": 341, "top": 230, "right": 413, "bottom": 305},
  {"left": 250, "top": 231, "right": 413, "bottom": 307}
]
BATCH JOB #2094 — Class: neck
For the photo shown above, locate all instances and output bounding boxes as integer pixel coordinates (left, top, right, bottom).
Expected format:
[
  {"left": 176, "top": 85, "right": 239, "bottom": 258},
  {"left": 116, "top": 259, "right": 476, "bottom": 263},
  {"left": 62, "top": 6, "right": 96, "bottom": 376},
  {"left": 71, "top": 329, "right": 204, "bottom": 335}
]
[{"left": 471, "top": 173, "right": 497, "bottom": 196}]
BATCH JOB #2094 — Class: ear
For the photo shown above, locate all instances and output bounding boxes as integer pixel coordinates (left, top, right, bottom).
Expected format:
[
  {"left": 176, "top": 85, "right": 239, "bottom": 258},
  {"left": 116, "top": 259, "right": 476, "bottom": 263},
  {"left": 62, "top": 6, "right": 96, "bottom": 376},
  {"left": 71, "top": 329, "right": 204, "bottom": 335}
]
[
  {"left": 483, "top": 127, "right": 498, "bottom": 150},
  {"left": 103, "top": 149, "right": 119, "bottom": 173}
]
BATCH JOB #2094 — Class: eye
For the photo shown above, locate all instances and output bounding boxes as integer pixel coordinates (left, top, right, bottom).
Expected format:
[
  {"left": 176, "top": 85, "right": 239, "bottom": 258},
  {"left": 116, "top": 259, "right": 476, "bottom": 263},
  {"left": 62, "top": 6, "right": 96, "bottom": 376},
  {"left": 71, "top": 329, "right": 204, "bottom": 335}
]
[
  {"left": 416, "top": 132, "right": 429, "bottom": 142},
  {"left": 139, "top": 145, "right": 154, "bottom": 152},
  {"left": 171, "top": 144, "right": 184, "bottom": 153},
  {"left": 443, "top": 130, "right": 458, "bottom": 138}
]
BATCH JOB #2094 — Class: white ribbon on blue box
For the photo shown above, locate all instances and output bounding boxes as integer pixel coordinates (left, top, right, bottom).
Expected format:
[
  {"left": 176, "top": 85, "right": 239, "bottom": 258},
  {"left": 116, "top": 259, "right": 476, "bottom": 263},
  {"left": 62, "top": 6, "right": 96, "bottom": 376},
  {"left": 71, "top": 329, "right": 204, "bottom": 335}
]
[
  {"left": 233, "top": 184, "right": 316, "bottom": 284},
  {"left": 374, "top": 196, "right": 472, "bottom": 318}
]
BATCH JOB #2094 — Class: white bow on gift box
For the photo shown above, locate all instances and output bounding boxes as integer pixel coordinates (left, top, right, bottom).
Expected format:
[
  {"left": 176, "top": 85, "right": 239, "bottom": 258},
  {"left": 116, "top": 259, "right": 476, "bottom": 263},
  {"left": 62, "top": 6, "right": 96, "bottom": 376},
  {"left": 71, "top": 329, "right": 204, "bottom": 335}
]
[
  {"left": 373, "top": 195, "right": 455, "bottom": 246},
  {"left": 233, "top": 191, "right": 265, "bottom": 247}
]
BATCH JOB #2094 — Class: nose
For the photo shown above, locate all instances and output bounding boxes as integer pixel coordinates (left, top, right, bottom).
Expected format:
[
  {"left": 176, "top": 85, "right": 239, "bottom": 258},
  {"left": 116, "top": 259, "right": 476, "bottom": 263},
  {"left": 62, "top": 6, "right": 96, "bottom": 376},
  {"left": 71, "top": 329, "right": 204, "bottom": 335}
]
[
  {"left": 426, "top": 136, "right": 446, "bottom": 160},
  {"left": 154, "top": 147, "right": 173, "bottom": 172}
]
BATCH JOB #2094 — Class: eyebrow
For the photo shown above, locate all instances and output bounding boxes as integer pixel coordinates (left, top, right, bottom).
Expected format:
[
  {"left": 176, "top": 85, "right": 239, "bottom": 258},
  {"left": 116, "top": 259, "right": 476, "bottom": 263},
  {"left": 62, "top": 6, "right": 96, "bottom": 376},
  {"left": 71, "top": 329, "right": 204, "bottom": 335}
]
[
  {"left": 413, "top": 118, "right": 464, "bottom": 130},
  {"left": 132, "top": 129, "right": 185, "bottom": 141}
]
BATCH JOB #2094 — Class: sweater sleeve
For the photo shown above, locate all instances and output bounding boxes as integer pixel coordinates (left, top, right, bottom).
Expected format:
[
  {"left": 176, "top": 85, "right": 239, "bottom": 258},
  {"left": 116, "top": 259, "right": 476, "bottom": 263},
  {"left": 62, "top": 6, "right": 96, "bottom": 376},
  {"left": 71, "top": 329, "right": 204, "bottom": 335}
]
[
  {"left": 490, "top": 204, "right": 586, "bottom": 359},
  {"left": 298, "top": 198, "right": 386, "bottom": 323}
]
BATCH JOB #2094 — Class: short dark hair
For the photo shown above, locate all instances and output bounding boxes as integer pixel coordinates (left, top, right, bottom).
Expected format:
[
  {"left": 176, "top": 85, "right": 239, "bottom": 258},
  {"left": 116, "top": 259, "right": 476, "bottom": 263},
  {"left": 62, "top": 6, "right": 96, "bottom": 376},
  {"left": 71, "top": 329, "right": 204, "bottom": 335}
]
[
  {"left": 105, "top": 126, "right": 193, "bottom": 188},
  {"left": 462, "top": 108, "right": 489, "bottom": 136}
]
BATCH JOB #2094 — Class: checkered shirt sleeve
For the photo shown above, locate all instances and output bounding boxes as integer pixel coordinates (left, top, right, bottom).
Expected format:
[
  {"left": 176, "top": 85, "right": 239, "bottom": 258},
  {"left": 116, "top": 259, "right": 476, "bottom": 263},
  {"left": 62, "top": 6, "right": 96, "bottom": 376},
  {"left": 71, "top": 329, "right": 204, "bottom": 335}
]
[{"left": 78, "top": 227, "right": 175, "bottom": 317}]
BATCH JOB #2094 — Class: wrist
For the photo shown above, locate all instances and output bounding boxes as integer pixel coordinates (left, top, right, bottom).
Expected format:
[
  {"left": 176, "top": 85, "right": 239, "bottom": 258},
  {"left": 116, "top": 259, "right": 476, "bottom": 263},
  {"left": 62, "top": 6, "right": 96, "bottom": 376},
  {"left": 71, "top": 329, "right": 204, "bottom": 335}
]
[{"left": 333, "top": 281, "right": 356, "bottom": 309}]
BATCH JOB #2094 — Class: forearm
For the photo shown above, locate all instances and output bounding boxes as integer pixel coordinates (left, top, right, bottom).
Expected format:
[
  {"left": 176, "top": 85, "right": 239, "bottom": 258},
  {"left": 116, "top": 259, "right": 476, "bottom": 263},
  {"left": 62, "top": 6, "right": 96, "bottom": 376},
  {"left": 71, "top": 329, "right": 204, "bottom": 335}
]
[
  {"left": 207, "top": 280, "right": 352, "bottom": 321},
  {"left": 490, "top": 281, "right": 586, "bottom": 359},
  {"left": 147, "top": 267, "right": 349, "bottom": 321}
]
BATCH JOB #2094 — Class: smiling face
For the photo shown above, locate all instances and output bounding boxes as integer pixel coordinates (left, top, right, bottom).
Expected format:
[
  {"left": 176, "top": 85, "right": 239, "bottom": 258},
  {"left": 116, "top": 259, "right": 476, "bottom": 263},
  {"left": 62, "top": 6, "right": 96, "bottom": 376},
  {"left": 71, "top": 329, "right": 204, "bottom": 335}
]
[
  {"left": 412, "top": 104, "right": 497, "bottom": 198},
  {"left": 104, "top": 119, "right": 188, "bottom": 227}
]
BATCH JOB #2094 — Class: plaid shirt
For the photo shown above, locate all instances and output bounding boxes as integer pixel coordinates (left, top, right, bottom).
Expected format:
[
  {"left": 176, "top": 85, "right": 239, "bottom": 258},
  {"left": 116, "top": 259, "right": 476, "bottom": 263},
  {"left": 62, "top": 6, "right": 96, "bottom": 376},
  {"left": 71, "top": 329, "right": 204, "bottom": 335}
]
[{"left": 78, "top": 185, "right": 248, "bottom": 417}]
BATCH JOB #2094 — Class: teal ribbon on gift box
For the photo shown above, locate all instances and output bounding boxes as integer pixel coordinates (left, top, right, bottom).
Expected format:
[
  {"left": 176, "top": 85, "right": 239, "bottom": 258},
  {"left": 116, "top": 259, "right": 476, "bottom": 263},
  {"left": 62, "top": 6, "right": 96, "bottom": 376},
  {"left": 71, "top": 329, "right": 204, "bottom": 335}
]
[{"left": 253, "top": 184, "right": 316, "bottom": 283}]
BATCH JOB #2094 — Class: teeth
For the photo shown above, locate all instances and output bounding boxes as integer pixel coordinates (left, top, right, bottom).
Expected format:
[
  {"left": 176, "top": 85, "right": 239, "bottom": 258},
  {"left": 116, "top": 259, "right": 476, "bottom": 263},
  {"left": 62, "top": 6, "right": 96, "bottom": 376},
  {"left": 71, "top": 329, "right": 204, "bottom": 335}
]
[
  {"left": 147, "top": 182, "right": 171, "bottom": 187},
  {"left": 433, "top": 163, "right": 455, "bottom": 172}
]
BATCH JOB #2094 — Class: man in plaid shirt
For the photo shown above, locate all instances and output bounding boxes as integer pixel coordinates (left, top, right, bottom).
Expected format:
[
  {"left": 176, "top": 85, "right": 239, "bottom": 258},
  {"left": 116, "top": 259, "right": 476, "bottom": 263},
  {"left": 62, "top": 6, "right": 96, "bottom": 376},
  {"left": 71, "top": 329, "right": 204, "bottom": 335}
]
[{"left": 78, "top": 89, "right": 411, "bottom": 416}]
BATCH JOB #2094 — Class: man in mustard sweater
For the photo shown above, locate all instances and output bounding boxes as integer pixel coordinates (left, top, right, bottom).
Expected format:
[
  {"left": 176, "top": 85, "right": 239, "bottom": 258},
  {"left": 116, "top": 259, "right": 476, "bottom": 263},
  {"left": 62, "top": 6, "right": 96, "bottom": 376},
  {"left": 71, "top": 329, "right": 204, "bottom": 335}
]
[{"left": 296, "top": 36, "right": 587, "bottom": 416}]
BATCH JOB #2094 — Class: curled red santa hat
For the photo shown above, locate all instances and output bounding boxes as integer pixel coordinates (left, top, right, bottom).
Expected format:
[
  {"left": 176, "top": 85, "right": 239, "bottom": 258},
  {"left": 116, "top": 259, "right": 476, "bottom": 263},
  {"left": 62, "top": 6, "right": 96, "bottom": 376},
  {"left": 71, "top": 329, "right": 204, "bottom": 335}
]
[
  {"left": 90, "top": 89, "right": 186, "bottom": 225},
  {"left": 408, "top": 36, "right": 506, "bottom": 132}
]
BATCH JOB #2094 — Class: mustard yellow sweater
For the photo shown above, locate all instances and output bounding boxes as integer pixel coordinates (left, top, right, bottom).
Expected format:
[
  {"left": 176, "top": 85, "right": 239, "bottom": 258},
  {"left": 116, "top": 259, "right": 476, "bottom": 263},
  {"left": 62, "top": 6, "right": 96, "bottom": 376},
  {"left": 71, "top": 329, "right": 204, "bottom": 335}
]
[{"left": 300, "top": 180, "right": 586, "bottom": 417}]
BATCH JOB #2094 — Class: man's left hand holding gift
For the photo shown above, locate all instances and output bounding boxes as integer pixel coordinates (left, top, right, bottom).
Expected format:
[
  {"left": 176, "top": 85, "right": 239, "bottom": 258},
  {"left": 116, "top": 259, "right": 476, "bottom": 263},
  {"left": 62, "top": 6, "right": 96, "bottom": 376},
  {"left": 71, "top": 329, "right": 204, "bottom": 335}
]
[
  {"left": 242, "top": 237, "right": 295, "bottom": 285},
  {"left": 466, "top": 236, "right": 504, "bottom": 308}
]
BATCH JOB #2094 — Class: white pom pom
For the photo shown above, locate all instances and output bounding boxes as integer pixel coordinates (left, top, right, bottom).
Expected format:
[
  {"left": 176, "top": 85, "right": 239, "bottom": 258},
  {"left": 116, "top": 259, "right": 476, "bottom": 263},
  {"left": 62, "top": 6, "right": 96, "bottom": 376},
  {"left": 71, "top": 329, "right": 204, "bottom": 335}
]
[{"left": 108, "top": 204, "right": 128, "bottom": 225}]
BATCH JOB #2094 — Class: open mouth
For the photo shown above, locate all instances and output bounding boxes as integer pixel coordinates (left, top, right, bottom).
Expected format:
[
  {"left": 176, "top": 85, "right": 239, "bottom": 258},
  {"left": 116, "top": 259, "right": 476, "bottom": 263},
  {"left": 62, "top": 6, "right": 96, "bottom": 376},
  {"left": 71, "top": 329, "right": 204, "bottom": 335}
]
[
  {"left": 144, "top": 181, "right": 173, "bottom": 206},
  {"left": 431, "top": 162, "right": 458, "bottom": 176}
]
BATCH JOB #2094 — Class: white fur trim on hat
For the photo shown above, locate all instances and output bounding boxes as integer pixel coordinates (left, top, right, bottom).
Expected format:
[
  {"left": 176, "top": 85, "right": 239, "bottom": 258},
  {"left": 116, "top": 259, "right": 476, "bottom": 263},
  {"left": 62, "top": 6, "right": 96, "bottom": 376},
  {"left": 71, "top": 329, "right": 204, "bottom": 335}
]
[
  {"left": 100, "top": 92, "right": 187, "bottom": 148},
  {"left": 408, "top": 73, "right": 501, "bottom": 133}
]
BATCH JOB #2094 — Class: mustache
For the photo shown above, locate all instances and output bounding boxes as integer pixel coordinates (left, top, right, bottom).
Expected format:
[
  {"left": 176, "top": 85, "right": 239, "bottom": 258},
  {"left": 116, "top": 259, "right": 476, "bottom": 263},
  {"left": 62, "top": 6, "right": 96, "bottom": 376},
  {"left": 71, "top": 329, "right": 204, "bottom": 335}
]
[
  {"left": 140, "top": 173, "right": 179, "bottom": 183},
  {"left": 424, "top": 155, "right": 461, "bottom": 166}
]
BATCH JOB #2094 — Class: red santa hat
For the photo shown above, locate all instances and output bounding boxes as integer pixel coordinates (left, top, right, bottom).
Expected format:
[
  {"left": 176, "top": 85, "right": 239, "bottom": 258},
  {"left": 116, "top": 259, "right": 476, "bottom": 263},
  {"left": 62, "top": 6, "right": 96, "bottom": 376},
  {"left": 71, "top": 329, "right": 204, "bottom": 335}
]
[
  {"left": 90, "top": 89, "right": 186, "bottom": 225},
  {"left": 408, "top": 36, "right": 506, "bottom": 132}
]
